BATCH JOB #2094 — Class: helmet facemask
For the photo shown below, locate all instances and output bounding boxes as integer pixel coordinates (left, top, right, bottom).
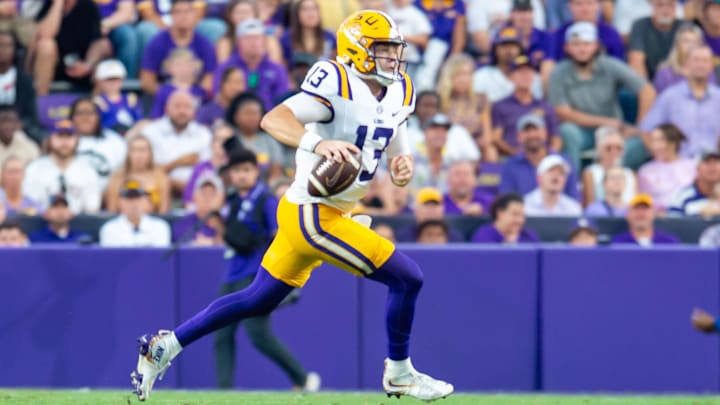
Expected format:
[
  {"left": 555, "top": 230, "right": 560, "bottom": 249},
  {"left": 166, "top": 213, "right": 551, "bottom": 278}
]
[{"left": 366, "top": 40, "right": 407, "bottom": 87}]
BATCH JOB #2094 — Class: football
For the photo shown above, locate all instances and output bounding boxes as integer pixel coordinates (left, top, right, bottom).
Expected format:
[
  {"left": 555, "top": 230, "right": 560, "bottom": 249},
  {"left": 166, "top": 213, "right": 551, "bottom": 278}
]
[{"left": 307, "top": 151, "right": 363, "bottom": 197}]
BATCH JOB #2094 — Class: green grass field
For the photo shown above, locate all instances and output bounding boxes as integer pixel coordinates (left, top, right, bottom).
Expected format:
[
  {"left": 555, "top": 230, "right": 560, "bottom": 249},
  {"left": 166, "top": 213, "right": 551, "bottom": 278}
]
[{"left": 2, "top": 390, "right": 720, "bottom": 405}]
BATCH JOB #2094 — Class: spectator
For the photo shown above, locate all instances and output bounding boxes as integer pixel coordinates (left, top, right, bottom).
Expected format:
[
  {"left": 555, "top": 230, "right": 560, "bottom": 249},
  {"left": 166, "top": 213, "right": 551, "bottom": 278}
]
[
  {"left": 638, "top": 123, "right": 696, "bottom": 211},
  {"left": 699, "top": 221, "right": 720, "bottom": 246},
  {"left": 172, "top": 173, "right": 224, "bottom": 245},
  {"left": 372, "top": 223, "right": 396, "bottom": 243},
  {"left": 473, "top": 27, "right": 543, "bottom": 103},
  {"left": 467, "top": 0, "right": 546, "bottom": 56},
  {"left": 491, "top": 54, "right": 561, "bottom": 156},
  {"left": 549, "top": 0, "right": 625, "bottom": 61},
  {"left": 23, "top": 120, "right": 102, "bottom": 214},
  {"left": 271, "top": 176, "right": 292, "bottom": 200},
  {"left": 406, "top": 91, "right": 479, "bottom": 164},
  {"left": 641, "top": 45, "right": 720, "bottom": 159},
  {"left": 471, "top": 192, "right": 539, "bottom": 244},
  {"left": 653, "top": 24, "right": 716, "bottom": 93},
  {"left": 438, "top": 54, "right": 491, "bottom": 155},
  {"left": 0, "top": 200, "right": 5, "bottom": 222},
  {"left": 0, "top": 31, "right": 40, "bottom": 142},
  {"left": 136, "top": 0, "right": 226, "bottom": 48},
  {"left": 97, "top": 0, "right": 139, "bottom": 77},
  {"left": 549, "top": 22, "right": 656, "bottom": 170},
  {"left": 413, "top": 0, "right": 467, "bottom": 91},
  {"left": 140, "top": 0, "right": 217, "bottom": 96},
  {"left": 581, "top": 127, "right": 637, "bottom": 207},
  {"left": 215, "top": 0, "right": 283, "bottom": 64},
  {"left": 442, "top": 160, "right": 493, "bottom": 216},
  {"left": 507, "top": 0, "right": 550, "bottom": 64},
  {"left": 29, "top": 194, "right": 89, "bottom": 243},
  {"left": 612, "top": 193, "right": 680, "bottom": 245},
  {"left": 214, "top": 19, "right": 290, "bottom": 111},
  {"left": 545, "top": 0, "right": 574, "bottom": 30},
  {"left": 584, "top": 166, "right": 630, "bottom": 217},
  {"left": 0, "top": 156, "right": 39, "bottom": 215},
  {"left": 106, "top": 135, "right": 171, "bottom": 214},
  {"left": 669, "top": 151, "right": 720, "bottom": 216},
  {"left": 71, "top": 97, "right": 128, "bottom": 189},
  {"left": 415, "top": 219, "right": 450, "bottom": 244},
  {"left": 357, "top": 171, "right": 400, "bottom": 216},
  {"left": 197, "top": 67, "right": 246, "bottom": 127},
  {"left": 99, "top": 180, "right": 171, "bottom": 247},
  {"left": 0, "top": 221, "right": 28, "bottom": 247},
  {"left": 150, "top": 48, "right": 207, "bottom": 119},
  {"left": 628, "top": 0, "right": 683, "bottom": 81},
  {"left": 568, "top": 217, "right": 598, "bottom": 246},
  {"left": 141, "top": 90, "right": 212, "bottom": 193},
  {"left": 411, "top": 114, "right": 454, "bottom": 192},
  {"left": 0, "top": 0, "right": 34, "bottom": 48},
  {"left": 280, "top": 0, "right": 335, "bottom": 66},
  {"left": 183, "top": 124, "right": 233, "bottom": 206},
  {"left": 499, "top": 113, "right": 579, "bottom": 198},
  {"left": 93, "top": 59, "right": 143, "bottom": 134},
  {"left": 225, "top": 92, "right": 284, "bottom": 182},
  {"left": 0, "top": 105, "right": 39, "bottom": 167},
  {"left": 395, "top": 187, "right": 464, "bottom": 243},
  {"left": 31, "top": 0, "right": 112, "bottom": 95},
  {"left": 387, "top": 0, "right": 431, "bottom": 78},
  {"left": 524, "top": 154, "right": 583, "bottom": 217},
  {"left": 702, "top": 0, "right": 720, "bottom": 56}
]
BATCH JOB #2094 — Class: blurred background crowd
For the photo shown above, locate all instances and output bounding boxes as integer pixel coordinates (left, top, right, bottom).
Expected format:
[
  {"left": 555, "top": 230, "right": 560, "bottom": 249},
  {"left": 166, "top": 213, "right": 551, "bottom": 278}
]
[{"left": 3, "top": 0, "right": 720, "bottom": 248}]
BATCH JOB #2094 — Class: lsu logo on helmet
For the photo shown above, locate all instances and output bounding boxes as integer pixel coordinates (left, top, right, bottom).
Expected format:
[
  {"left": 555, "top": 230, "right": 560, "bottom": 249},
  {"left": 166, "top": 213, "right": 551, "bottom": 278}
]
[{"left": 336, "top": 10, "right": 407, "bottom": 86}]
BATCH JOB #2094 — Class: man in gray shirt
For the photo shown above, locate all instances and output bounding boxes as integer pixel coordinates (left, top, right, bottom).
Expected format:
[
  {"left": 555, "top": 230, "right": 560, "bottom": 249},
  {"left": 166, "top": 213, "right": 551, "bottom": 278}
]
[
  {"left": 627, "top": 0, "right": 682, "bottom": 80},
  {"left": 549, "top": 22, "right": 656, "bottom": 170}
]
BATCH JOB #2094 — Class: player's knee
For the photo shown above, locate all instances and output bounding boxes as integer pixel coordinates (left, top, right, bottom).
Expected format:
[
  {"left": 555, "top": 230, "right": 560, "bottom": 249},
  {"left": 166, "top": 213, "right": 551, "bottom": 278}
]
[{"left": 402, "top": 260, "right": 424, "bottom": 294}]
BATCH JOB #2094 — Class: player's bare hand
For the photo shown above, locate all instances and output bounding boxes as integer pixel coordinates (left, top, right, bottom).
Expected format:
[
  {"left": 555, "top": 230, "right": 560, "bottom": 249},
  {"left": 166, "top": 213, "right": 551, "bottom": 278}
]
[
  {"left": 314, "top": 140, "right": 360, "bottom": 162},
  {"left": 390, "top": 154, "right": 413, "bottom": 186},
  {"left": 691, "top": 307, "right": 717, "bottom": 333}
]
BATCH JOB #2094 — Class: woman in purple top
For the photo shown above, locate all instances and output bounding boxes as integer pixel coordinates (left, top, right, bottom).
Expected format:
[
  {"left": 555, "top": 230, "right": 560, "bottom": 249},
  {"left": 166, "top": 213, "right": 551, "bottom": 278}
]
[
  {"left": 637, "top": 124, "right": 696, "bottom": 212},
  {"left": 1, "top": 157, "right": 40, "bottom": 216},
  {"left": 150, "top": 49, "right": 208, "bottom": 118},
  {"left": 197, "top": 67, "right": 247, "bottom": 126},
  {"left": 279, "top": 0, "right": 336, "bottom": 66},
  {"left": 471, "top": 193, "right": 538, "bottom": 244},
  {"left": 654, "top": 24, "right": 717, "bottom": 93}
]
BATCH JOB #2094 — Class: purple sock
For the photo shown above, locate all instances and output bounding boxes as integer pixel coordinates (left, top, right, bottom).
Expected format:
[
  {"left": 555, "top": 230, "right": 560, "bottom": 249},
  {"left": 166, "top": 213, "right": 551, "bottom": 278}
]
[
  {"left": 367, "top": 250, "right": 424, "bottom": 360},
  {"left": 174, "top": 268, "right": 293, "bottom": 347}
]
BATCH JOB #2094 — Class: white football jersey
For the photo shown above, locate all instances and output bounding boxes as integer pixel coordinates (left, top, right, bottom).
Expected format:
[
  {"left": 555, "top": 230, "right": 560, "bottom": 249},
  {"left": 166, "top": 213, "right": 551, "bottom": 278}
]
[{"left": 283, "top": 60, "right": 416, "bottom": 213}]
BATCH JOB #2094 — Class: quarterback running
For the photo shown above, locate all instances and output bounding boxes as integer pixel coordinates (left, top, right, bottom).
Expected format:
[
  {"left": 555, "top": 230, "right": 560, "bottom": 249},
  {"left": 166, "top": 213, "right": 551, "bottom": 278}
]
[{"left": 131, "top": 10, "right": 454, "bottom": 402}]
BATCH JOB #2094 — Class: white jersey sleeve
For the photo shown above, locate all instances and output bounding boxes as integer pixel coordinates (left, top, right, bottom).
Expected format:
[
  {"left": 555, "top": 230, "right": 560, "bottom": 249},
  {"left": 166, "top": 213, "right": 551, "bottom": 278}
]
[
  {"left": 282, "top": 92, "right": 333, "bottom": 124},
  {"left": 386, "top": 120, "right": 411, "bottom": 158}
]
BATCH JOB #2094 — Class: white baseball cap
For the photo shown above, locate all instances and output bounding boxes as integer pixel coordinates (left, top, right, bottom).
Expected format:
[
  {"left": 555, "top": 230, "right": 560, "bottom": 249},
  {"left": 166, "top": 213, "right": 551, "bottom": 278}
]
[
  {"left": 537, "top": 154, "right": 570, "bottom": 175},
  {"left": 95, "top": 59, "right": 127, "bottom": 81},
  {"left": 236, "top": 19, "right": 265, "bottom": 37},
  {"left": 565, "top": 22, "right": 598, "bottom": 43}
]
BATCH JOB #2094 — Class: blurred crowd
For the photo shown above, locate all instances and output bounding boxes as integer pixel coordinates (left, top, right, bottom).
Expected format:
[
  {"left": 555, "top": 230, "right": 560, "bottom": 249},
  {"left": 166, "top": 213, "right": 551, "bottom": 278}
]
[{"left": 3, "top": 0, "right": 720, "bottom": 248}]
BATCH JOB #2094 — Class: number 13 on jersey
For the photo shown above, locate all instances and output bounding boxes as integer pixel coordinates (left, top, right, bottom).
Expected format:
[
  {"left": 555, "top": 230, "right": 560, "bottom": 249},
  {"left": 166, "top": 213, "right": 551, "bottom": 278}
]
[{"left": 355, "top": 125, "right": 393, "bottom": 182}]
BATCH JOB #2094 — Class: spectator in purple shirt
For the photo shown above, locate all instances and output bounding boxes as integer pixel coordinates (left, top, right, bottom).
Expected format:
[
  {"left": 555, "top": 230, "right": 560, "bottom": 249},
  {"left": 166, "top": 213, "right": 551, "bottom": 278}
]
[
  {"left": 140, "top": 0, "right": 217, "bottom": 97},
  {"left": 197, "top": 67, "right": 246, "bottom": 127},
  {"left": 29, "top": 194, "right": 89, "bottom": 244},
  {"left": 214, "top": 19, "right": 290, "bottom": 111},
  {"left": 584, "top": 166, "right": 630, "bottom": 217},
  {"left": 471, "top": 193, "right": 539, "bottom": 244},
  {"left": 442, "top": 160, "right": 494, "bottom": 216},
  {"left": 491, "top": 54, "right": 561, "bottom": 157},
  {"left": 395, "top": 187, "right": 465, "bottom": 243},
  {"left": 415, "top": 219, "right": 451, "bottom": 244},
  {"left": 0, "top": 156, "right": 39, "bottom": 216},
  {"left": 150, "top": 48, "right": 207, "bottom": 118},
  {"left": 549, "top": 0, "right": 625, "bottom": 61},
  {"left": 183, "top": 124, "right": 233, "bottom": 206},
  {"left": 653, "top": 24, "right": 718, "bottom": 94},
  {"left": 136, "top": 0, "right": 226, "bottom": 48},
  {"left": 701, "top": 0, "right": 720, "bottom": 57},
  {"left": 173, "top": 173, "right": 225, "bottom": 245},
  {"left": 640, "top": 45, "right": 720, "bottom": 159},
  {"left": 499, "top": 113, "right": 579, "bottom": 199},
  {"left": 611, "top": 193, "right": 680, "bottom": 246},
  {"left": 97, "top": 0, "right": 140, "bottom": 77}
]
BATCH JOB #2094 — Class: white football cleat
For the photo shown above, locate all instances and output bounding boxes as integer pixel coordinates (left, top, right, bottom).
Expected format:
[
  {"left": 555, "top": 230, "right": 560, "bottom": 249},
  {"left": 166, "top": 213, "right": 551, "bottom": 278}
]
[
  {"left": 303, "top": 371, "right": 322, "bottom": 392},
  {"left": 382, "top": 358, "right": 454, "bottom": 402},
  {"left": 130, "top": 330, "right": 181, "bottom": 401}
]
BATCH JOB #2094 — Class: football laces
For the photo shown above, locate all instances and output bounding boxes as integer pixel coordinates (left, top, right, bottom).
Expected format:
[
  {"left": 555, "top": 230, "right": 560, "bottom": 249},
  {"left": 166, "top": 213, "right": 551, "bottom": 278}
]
[{"left": 316, "top": 160, "right": 334, "bottom": 175}]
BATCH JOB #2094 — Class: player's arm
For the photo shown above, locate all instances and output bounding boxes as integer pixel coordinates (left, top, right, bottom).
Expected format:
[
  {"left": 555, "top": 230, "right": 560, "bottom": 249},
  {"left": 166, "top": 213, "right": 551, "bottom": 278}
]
[
  {"left": 386, "top": 121, "right": 413, "bottom": 187},
  {"left": 260, "top": 92, "right": 359, "bottom": 162}
]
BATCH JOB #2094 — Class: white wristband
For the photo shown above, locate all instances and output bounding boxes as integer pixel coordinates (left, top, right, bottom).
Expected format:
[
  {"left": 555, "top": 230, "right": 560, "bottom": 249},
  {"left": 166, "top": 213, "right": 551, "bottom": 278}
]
[{"left": 298, "top": 131, "right": 323, "bottom": 153}]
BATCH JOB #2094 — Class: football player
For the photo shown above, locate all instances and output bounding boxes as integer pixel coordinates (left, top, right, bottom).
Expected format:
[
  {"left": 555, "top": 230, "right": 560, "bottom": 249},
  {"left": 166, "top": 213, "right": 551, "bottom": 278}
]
[{"left": 131, "top": 10, "right": 454, "bottom": 402}]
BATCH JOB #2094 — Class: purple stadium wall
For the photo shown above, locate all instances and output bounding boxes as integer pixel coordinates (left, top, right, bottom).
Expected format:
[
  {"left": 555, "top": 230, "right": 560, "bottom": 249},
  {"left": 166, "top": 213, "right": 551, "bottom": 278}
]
[{"left": 0, "top": 245, "right": 718, "bottom": 392}]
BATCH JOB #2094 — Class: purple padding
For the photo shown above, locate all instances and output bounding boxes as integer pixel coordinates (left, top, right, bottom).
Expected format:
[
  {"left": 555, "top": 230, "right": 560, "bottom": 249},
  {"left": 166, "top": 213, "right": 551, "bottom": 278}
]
[
  {"left": 36, "top": 94, "right": 81, "bottom": 128},
  {"left": 360, "top": 246, "right": 539, "bottom": 391},
  {"left": 0, "top": 247, "right": 177, "bottom": 388},
  {"left": 542, "top": 246, "right": 720, "bottom": 392},
  {"left": 175, "top": 248, "right": 359, "bottom": 389}
]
